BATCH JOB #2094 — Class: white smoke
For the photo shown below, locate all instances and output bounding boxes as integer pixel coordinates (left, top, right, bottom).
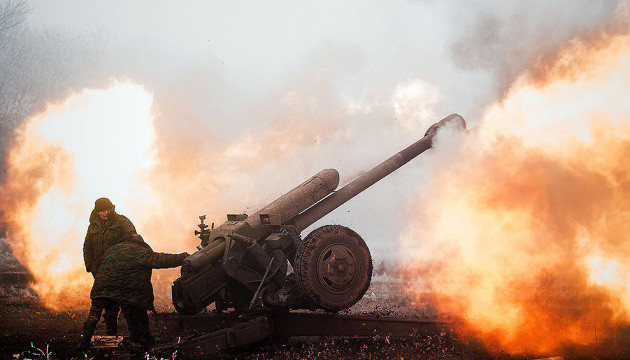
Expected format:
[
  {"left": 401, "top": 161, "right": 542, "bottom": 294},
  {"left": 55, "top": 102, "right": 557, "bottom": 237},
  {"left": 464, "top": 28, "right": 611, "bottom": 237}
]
[{"left": 15, "top": 0, "right": 622, "bottom": 259}]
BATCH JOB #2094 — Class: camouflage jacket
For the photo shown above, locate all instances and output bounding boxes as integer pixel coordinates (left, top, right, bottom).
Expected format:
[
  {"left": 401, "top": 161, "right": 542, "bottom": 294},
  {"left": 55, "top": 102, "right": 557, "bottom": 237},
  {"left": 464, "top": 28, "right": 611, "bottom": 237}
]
[
  {"left": 90, "top": 235, "right": 187, "bottom": 310},
  {"left": 83, "top": 210, "right": 137, "bottom": 275}
]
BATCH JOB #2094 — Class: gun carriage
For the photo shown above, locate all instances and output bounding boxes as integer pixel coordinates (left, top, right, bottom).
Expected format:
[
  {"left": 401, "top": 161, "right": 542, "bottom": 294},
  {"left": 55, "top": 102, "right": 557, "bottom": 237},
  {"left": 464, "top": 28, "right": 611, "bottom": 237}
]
[{"left": 172, "top": 114, "right": 466, "bottom": 314}]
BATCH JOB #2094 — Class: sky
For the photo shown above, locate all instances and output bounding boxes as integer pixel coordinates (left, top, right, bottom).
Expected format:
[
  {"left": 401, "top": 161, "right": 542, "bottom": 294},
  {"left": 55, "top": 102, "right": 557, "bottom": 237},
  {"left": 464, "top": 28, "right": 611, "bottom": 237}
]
[{"left": 21, "top": 0, "right": 622, "bottom": 258}]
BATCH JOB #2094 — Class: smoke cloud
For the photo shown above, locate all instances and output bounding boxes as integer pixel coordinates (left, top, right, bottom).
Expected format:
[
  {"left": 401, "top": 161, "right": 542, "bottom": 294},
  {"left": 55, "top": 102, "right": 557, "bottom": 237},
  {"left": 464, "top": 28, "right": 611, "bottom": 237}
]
[
  {"left": 0, "top": 0, "right": 624, "bottom": 313},
  {"left": 400, "top": 30, "right": 630, "bottom": 354}
]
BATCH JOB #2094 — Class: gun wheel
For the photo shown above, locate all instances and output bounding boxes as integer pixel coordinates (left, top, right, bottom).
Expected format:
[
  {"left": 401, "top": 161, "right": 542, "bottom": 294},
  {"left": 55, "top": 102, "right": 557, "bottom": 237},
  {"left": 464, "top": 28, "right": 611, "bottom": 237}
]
[{"left": 295, "top": 225, "right": 372, "bottom": 312}]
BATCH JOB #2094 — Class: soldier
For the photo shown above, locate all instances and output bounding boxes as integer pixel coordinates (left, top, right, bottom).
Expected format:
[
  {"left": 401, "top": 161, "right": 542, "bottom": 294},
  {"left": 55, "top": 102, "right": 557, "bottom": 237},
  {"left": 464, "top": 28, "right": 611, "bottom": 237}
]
[
  {"left": 89, "top": 233, "right": 189, "bottom": 351},
  {"left": 79, "top": 197, "right": 136, "bottom": 351}
]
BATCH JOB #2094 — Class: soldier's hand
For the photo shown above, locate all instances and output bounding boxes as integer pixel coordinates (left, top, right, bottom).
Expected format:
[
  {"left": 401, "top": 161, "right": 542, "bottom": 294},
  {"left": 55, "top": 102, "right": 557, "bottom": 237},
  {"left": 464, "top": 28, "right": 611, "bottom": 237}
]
[{"left": 183, "top": 252, "right": 190, "bottom": 258}]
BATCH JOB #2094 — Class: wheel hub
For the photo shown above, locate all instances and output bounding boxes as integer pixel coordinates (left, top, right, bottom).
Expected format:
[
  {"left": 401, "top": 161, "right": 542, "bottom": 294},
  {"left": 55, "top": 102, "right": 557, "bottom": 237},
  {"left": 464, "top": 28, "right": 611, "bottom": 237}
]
[{"left": 317, "top": 243, "right": 357, "bottom": 293}]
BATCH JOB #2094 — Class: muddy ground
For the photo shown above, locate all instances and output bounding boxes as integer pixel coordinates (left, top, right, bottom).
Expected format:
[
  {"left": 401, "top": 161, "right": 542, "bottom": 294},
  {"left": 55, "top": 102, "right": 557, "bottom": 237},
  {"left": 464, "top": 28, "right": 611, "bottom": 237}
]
[{"left": 1, "top": 277, "right": 628, "bottom": 360}]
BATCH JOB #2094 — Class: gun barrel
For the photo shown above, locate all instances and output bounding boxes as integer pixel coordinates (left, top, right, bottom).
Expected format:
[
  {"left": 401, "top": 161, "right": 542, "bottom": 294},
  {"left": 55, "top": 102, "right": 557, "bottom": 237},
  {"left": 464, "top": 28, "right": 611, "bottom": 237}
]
[
  {"left": 289, "top": 114, "right": 465, "bottom": 232},
  {"left": 246, "top": 168, "right": 340, "bottom": 227}
]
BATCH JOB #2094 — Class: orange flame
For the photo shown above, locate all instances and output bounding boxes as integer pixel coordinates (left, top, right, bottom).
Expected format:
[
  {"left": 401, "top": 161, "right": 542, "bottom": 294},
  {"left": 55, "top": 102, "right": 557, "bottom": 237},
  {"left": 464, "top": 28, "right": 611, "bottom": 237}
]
[
  {"left": 401, "top": 33, "right": 630, "bottom": 354},
  {"left": 0, "top": 78, "right": 348, "bottom": 311},
  {"left": 0, "top": 83, "right": 156, "bottom": 310}
]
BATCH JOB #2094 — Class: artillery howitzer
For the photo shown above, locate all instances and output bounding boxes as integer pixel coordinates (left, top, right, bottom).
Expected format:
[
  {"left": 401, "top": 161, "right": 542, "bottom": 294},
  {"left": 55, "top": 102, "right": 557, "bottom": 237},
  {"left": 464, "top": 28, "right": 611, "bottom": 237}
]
[{"left": 172, "top": 114, "right": 466, "bottom": 314}]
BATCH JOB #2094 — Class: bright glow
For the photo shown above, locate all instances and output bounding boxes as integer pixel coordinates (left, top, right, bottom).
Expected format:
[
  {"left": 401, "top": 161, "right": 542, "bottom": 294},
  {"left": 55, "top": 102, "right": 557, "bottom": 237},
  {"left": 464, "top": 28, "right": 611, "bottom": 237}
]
[
  {"left": 391, "top": 78, "right": 441, "bottom": 133},
  {"left": 401, "top": 33, "right": 630, "bottom": 355},
  {"left": 0, "top": 82, "right": 156, "bottom": 311},
  {"left": 588, "top": 257, "right": 623, "bottom": 285}
]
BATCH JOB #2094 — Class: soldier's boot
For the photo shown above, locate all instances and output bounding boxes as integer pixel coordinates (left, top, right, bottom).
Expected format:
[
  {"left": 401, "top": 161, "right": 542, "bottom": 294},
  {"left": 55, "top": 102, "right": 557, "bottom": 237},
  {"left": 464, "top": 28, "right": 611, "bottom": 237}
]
[
  {"left": 140, "top": 335, "right": 155, "bottom": 352},
  {"left": 104, "top": 314, "right": 118, "bottom": 336},
  {"left": 77, "top": 321, "right": 96, "bottom": 352}
]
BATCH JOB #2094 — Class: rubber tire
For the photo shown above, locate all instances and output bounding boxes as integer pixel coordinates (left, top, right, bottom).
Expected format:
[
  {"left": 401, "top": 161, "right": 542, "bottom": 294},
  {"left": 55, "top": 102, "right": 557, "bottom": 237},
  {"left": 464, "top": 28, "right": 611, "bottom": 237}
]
[{"left": 295, "top": 225, "right": 372, "bottom": 312}]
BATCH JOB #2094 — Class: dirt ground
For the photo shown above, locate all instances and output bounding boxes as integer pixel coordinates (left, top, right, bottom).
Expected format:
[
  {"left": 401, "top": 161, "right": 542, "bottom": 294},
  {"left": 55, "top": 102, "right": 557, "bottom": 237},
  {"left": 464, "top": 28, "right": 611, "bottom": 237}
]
[
  {"left": 1, "top": 278, "right": 628, "bottom": 360},
  {"left": 0, "top": 299, "right": 491, "bottom": 360}
]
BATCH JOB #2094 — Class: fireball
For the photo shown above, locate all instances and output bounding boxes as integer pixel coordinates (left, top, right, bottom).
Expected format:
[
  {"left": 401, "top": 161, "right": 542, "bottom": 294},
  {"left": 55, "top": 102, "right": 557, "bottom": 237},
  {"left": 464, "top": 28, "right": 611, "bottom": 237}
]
[
  {"left": 401, "top": 33, "right": 630, "bottom": 354},
  {"left": 0, "top": 83, "right": 156, "bottom": 310}
]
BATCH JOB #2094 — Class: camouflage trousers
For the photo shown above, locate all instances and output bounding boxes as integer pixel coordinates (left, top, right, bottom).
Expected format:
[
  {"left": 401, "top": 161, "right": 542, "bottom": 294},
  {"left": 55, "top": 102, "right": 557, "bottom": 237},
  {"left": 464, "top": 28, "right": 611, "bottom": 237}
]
[
  {"left": 120, "top": 303, "right": 154, "bottom": 348},
  {"left": 86, "top": 298, "right": 120, "bottom": 335}
]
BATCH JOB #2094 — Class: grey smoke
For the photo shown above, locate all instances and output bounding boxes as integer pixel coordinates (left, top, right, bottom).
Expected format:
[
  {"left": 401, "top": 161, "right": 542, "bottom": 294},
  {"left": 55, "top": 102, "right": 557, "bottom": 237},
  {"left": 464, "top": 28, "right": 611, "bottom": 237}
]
[{"left": 0, "top": 0, "right": 621, "bottom": 262}]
